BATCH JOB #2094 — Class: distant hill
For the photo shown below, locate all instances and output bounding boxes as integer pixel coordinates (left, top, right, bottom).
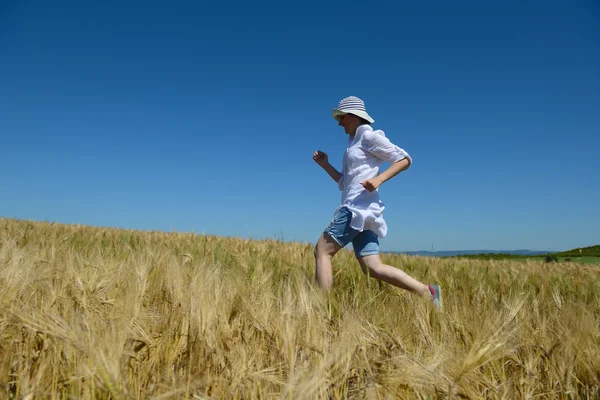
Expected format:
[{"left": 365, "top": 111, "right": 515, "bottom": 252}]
[
  {"left": 552, "top": 245, "right": 600, "bottom": 257},
  {"left": 390, "top": 250, "right": 550, "bottom": 258},
  {"left": 389, "top": 246, "right": 600, "bottom": 260}
]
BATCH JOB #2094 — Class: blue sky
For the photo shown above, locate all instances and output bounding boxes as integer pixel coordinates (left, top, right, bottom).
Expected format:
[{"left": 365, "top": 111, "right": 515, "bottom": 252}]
[{"left": 1, "top": 1, "right": 599, "bottom": 252}]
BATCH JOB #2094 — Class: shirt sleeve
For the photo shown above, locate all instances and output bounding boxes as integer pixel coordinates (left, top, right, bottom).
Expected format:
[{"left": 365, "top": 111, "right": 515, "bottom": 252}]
[
  {"left": 363, "top": 130, "right": 412, "bottom": 167},
  {"left": 337, "top": 174, "right": 344, "bottom": 191}
]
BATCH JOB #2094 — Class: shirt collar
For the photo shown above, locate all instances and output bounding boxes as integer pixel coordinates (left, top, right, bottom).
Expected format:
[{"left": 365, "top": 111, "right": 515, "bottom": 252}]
[
  {"left": 355, "top": 124, "right": 373, "bottom": 136},
  {"left": 349, "top": 124, "right": 373, "bottom": 145}
]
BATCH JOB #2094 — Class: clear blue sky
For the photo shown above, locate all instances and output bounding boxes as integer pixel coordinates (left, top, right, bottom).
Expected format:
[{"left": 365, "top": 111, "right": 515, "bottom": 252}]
[{"left": 1, "top": 1, "right": 599, "bottom": 252}]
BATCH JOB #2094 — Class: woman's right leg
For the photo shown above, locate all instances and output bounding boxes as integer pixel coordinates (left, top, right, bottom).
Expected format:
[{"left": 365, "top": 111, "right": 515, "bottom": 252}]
[
  {"left": 353, "top": 231, "right": 443, "bottom": 309},
  {"left": 314, "top": 233, "right": 342, "bottom": 291},
  {"left": 357, "top": 254, "right": 430, "bottom": 295}
]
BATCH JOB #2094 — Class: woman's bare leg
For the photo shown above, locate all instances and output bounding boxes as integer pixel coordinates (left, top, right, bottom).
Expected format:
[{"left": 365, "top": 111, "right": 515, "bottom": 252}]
[
  {"left": 313, "top": 233, "right": 342, "bottom": 291},
  {"left": 357, "top": 255, "right": 431, "bottom": 297}
]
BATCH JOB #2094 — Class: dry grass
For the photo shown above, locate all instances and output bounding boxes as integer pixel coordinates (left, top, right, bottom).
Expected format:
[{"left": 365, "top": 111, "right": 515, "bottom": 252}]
[{"left": 0, "top": 217, "right": 598, "bottom": 399}]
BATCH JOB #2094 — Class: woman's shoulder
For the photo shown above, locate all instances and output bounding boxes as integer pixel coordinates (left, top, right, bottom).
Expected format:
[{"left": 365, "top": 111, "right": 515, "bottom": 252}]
[{"left": 360, "top": 127, "right": 387, "bottom": 145}]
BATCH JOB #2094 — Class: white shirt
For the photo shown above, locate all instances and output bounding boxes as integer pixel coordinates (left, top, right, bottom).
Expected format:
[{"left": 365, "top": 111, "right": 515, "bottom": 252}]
[{"left": 336, "top": 124, "right": 412, "bottom": 238}]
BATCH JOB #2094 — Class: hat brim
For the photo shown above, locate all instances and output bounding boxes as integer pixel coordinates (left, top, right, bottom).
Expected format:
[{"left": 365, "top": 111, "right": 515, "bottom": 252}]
[{"left": 332, "top": 108, "right": 375, "bottom": 124}]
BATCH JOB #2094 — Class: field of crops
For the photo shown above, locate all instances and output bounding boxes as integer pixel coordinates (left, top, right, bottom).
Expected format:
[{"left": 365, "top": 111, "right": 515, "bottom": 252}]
[{"left": 1, "top": 218, "right": 599, "bottom": 399}]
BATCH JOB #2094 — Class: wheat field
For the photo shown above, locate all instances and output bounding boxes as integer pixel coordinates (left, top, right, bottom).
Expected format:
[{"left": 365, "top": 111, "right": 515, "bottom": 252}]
[{"left": 0, "top": 217, "right": 598, "bottom": 399}]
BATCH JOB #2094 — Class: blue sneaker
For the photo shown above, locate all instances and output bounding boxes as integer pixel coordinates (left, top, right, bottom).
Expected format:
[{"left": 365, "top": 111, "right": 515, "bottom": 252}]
[{"left": 428, "top": 284, "right": 443, "bottom": 311}]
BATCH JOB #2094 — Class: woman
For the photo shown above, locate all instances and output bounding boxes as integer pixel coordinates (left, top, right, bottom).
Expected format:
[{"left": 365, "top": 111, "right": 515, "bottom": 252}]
[{"left": 312, "top": 96, "right": 442, "bottom": 310}]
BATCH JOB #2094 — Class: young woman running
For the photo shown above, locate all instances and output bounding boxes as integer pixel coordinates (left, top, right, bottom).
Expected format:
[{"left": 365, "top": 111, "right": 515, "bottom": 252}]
[{"left": 313, "top": 96, "right": 442, "bottom": 309}]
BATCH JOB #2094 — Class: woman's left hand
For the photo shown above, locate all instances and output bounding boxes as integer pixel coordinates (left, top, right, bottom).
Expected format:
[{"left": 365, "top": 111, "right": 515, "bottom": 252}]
[{"left": 360, "top": 178, "right": 382, "bottom": 192}]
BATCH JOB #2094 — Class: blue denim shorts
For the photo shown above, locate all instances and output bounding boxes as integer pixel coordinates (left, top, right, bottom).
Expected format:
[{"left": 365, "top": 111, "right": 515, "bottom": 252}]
[{"left": 324, "top": 207, "right": 379, "bottom": 258}]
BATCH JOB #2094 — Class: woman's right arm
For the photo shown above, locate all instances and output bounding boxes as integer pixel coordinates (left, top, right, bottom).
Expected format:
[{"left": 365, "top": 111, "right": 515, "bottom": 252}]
[{"left": 313, "top": 150, "right": 342, "bottom": 184}]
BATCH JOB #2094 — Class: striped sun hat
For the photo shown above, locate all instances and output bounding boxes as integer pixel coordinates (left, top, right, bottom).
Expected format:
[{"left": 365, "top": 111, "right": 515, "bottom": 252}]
[{"left": 332, "top": 96, "right": 375, "bottom": 124}]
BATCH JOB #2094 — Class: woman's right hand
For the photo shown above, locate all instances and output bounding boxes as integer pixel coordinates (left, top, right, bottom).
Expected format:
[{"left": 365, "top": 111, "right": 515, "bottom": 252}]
[{"left": 313, "top": 150, "right": 329, "bottom": 167}]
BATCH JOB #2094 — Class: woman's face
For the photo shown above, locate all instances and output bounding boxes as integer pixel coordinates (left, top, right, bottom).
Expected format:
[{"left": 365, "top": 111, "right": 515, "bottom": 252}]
[{"left": 337, "top": 113, "right": 362, "bottom": 135}]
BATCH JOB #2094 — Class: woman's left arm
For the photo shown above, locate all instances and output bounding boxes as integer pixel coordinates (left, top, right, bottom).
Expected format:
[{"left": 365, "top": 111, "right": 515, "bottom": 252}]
[
  {"left": 360, "top": 131, "right": 412, "bottom": 192},
  {"left": 361, "top": 158, "right": 411, "bottom": 192}
]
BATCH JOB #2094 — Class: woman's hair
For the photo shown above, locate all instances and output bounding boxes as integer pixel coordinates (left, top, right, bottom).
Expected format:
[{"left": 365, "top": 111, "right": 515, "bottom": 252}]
[{"left": 341, "top": 113, "right": 371, "bottom": 125}]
